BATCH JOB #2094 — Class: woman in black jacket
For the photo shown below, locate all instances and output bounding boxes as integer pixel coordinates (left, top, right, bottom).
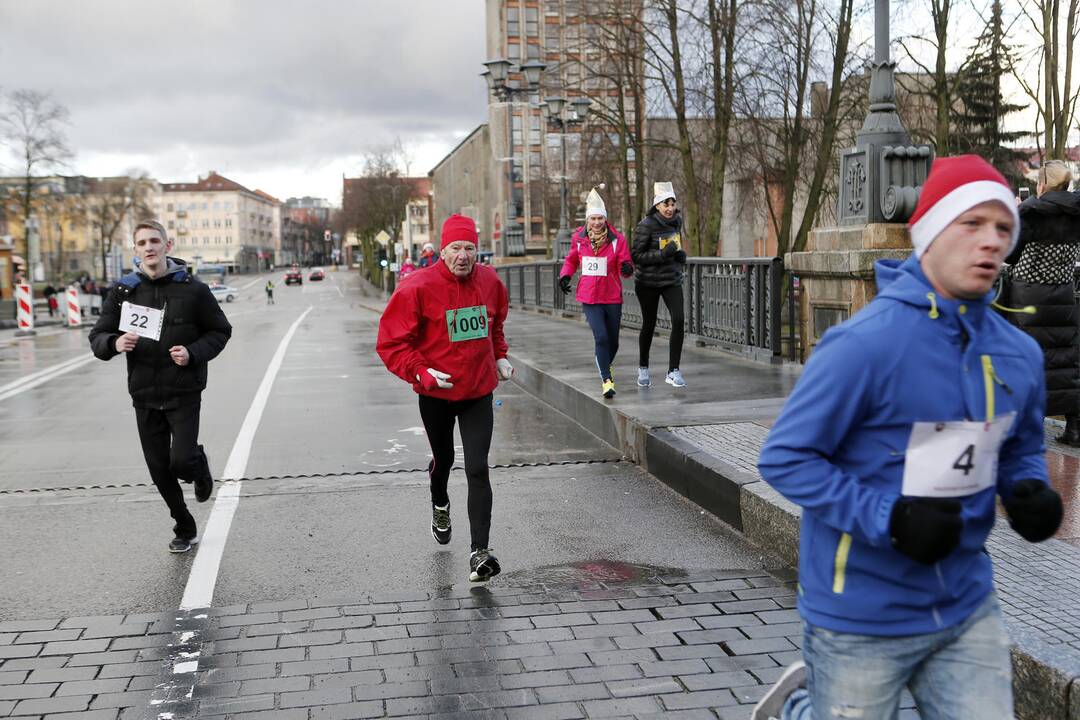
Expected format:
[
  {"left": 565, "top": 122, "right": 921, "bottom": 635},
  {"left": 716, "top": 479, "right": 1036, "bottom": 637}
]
[
  {"left": 1005, "top": 159, "right": 1080, "bottom": 444},
  {"left": 632, "top": 182, "right": 687, "bottom": 388}
]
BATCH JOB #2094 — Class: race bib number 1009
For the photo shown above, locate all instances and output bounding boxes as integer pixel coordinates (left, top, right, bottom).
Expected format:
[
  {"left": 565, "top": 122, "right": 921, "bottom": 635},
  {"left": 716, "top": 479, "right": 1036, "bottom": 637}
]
[
  {"left": 445, "top": 305, "right": 489, "bottom": 343},
  {"left": 119, "top": 301, "right": 164, "bottom": 342}
]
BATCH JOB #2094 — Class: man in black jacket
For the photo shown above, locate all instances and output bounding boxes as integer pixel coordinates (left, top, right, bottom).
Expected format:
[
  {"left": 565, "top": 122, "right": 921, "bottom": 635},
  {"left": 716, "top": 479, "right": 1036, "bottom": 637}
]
[{"left": 89, "top": 220, "right": 232, "bottom": 553}]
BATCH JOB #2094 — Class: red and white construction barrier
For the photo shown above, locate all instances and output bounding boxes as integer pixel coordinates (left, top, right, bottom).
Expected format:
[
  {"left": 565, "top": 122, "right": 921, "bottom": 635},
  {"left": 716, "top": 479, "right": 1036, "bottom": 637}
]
[
  {"left": 66, "top": 286, "right": 81, "bottom": 328},
  {"left": 15, "top": 284, "right": 34, "bottom": 332}
]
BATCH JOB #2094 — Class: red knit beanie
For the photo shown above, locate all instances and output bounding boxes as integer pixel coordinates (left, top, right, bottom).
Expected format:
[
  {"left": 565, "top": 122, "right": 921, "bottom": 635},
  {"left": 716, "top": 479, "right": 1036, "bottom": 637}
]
[
  {"left": 909, "top": 154, "right": 1020, "bottom": 258},
  {"left": 440, "top": 214, "right": 478, "bottom": 249}
]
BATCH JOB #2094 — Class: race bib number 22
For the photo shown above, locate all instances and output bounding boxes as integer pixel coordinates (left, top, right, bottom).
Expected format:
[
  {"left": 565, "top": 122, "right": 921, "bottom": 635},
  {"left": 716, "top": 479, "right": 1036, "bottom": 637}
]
[{"left": 119, "top": 301, "right": 164, "bottom": 342}]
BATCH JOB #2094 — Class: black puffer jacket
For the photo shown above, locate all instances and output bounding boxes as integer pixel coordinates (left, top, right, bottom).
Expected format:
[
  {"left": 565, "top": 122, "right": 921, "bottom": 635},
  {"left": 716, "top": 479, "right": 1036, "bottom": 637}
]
[
  {"left": 631, "top": 210, "right": 685, "bottom": 288},
  {"left": 89, "top": 259, "right": 232, "bottom": 409},
  {"left": 1003, "top": 190, "right": 1080, "bottom": 417}
]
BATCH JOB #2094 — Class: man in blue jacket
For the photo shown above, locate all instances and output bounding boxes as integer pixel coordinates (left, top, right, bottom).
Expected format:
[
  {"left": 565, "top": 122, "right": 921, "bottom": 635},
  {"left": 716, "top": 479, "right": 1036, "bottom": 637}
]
[{"left": 753, "top": 155, "right": 1064, "bottom": 719}]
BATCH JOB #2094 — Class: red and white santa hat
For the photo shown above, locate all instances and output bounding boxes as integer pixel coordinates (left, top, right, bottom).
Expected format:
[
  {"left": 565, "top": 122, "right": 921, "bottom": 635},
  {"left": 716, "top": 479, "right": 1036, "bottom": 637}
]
[{"left": 909, "top": 154, "right": 1020, "bottom": 258}]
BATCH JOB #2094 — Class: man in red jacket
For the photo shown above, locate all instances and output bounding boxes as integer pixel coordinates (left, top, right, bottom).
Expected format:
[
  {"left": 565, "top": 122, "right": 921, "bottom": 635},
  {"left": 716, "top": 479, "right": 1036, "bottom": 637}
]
[{"left": 376, "top": 214, "right": 513, "bottom": 582}]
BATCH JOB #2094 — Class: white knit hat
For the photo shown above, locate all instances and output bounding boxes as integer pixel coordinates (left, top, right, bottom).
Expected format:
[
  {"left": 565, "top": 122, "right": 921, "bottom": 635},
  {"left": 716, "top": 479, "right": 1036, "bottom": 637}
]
[
  {"left": 585, "top": 187, "right": 607, "bottom": 218},
  {"left": 652, "top": 181, "right": 675, "bottom": 208}
]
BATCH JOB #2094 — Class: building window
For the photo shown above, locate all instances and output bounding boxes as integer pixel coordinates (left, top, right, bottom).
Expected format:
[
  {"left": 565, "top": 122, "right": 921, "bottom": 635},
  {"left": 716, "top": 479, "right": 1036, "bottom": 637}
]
[
  {"left": 213, "top": 202, "right": 220, "bottom": 210},
  {"left": 225, "top": 218, "right": 232, "bottom": 227},
  {"left": 225, "top": 202, "right": 233, "bottom": 210},
  {"left": 530, "top": 114, "right": 541, "bottom": 145},
  {"left": 526, "top": 42, "right": 541, "bottom": 60},
  {"left": 525, "top": 7, "right": 539, "bottom": 35},
  {"left": 202, "top": 219, "right": 209, "bottom": 228},
  {"left": 512, "top": 114, "right": 523, "bottom": 147},
  {"left": 529, "top": 151, "right": 543, "bottom": 180},
  {"left": 214, "top": 219, "right": 221, "bottom": 228},
  {"left": 202, "top": 202, "right": 208, "bottom": 210},
  {"left": 545, "top": 26, "right": 560, "bottom": 51},
  {"left": 166, "top": 203, "right": 173, "bottom": 212},
  {"left": 507, "top": 6, "right": 519, "bottom": 35},
  {"left": 167, "top": 220, "right": 175, "bottom": 229}
]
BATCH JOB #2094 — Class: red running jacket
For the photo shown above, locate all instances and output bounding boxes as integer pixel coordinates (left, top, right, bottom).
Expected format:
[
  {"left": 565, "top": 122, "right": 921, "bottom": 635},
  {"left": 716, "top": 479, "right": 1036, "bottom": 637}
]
[{"left": 377, "top": 260, "right": 509, "bottom": 401}]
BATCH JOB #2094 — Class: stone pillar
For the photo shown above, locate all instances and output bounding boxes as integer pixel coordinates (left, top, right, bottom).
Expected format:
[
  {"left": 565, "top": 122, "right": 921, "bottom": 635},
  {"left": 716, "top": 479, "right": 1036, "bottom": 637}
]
[{"left": 786, "top": 224, "right": 910, "bottom": 359}]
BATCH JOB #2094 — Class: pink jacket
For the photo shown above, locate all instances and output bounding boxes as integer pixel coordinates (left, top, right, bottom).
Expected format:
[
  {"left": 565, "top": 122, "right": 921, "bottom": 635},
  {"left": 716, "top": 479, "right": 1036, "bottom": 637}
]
[{"left": 560, "top": 223, "right": 633, "bottom": 305}]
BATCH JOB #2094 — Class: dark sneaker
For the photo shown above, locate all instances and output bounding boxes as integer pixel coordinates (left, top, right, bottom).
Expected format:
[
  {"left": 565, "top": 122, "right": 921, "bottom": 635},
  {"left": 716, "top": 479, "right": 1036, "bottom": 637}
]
[
  {"left": 432, "top": 504, "right": 451, "bottom": 545},
  {"left": 168, "top": 536, "right": 198, "bottom": 554},
  {"left": 469, "top": 548, "right": 501, "bottom": 582},
  {"left": 194, "top": 446, "right": 213, "bottom": 502},
  {"left": 751, "top": 660, "right": 805, "bottom": 720}
]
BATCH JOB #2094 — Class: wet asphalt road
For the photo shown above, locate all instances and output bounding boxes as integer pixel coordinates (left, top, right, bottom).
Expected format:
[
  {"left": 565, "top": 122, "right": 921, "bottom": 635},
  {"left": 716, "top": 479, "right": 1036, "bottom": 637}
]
[{"left": 0, "top": 269, "right": 775, "bottom": 621}]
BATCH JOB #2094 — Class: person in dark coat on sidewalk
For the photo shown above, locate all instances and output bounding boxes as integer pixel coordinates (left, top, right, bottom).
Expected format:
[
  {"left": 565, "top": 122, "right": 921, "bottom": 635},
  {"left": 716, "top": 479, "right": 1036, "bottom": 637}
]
[
  {"left": 631, "top": 181, "right": 688, "bottom": 388},
  {"left": 1003, "top": 159, "right": 1080, "bottom": 445}
]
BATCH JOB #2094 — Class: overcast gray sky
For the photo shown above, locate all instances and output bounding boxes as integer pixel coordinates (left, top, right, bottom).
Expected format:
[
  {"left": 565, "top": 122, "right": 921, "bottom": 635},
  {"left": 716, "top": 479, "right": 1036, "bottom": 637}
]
[{"left": 0, "top": 0, "right": 489, "bottom": 204}]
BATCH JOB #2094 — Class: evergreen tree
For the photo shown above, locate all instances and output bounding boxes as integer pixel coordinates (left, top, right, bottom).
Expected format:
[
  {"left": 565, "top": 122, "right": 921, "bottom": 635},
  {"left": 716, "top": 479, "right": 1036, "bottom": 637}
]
[{"left": 952, "top": 0, "right": 1028, "bottom": 187}]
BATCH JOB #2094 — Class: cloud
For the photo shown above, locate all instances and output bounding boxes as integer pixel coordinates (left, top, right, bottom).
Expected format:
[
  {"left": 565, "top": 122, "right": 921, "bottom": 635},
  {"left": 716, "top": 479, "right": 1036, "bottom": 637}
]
[{"left": 0, "top": 0, "right": 489, "bottom": 200}]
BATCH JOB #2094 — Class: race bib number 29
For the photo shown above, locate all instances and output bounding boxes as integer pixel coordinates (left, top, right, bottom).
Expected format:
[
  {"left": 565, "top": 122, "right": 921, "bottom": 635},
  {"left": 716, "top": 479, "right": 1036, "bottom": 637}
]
[
  {"left": 119, "top": 301, "right": 164, "bottom": 342},
  {"left": 445, "top": 305, "right": 489, "bottom": 343},
  {"left": 582, "top": 256, "right": 608, "bottom": 277}
]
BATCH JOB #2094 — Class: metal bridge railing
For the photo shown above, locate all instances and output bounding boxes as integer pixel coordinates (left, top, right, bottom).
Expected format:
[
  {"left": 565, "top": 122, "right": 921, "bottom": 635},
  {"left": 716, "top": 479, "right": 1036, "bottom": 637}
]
[{"left": 496, "top": 257, "right": 787, "bottom": 361}]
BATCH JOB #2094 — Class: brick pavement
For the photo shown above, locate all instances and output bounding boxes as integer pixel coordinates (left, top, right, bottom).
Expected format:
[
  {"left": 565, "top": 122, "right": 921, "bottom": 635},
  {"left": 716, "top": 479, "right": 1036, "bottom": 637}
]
[{"left": 0, "top": 566, "right": 924, "bottom": 720}]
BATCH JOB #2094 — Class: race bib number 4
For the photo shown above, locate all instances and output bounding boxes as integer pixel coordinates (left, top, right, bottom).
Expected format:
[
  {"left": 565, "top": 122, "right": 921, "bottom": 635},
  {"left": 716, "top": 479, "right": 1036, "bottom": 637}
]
[
  {"left": 582, "top": 256, "right": 608, "bottom": 277},
  {"left": 119, "top": 301, "right": 164, "bottom": 342},
  {"left": 445, "top": 305, "right": 489, "bottom": 343},
  {"left": 901, "top": 414, "right": 1015, "bottom": 498}
]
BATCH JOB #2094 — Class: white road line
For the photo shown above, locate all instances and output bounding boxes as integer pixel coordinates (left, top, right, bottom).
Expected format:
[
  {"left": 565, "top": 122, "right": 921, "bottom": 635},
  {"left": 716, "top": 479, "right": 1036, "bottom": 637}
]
[
  {"left": 0, "top": 355, "right": 96, "bottom": 403},
  {"left": 240, "top": 275, "right": 264, "bottom": 290},
  {"left": 179, "top": 305, "right": 313, "bottom": 610}
]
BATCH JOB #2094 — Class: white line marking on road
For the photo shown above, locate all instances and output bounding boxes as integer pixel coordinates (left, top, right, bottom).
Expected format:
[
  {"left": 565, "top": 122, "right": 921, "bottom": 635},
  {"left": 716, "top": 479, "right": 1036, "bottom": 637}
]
[
  {"left": 179, "top": 305, "right": 313, "bottom": 611},
  {"left": 240, "top": 275, "right": 264, "bottom": 290},
  {"left": 0, "top": 354, "right": 96, "bottom": 404}
]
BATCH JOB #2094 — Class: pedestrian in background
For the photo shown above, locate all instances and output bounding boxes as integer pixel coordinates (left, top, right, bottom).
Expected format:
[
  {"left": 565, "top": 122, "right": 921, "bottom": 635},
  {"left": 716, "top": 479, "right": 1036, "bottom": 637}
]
[
  {"left": 754, "top": 156, "right": 1062, "bottom": 720},
  {"left": 1003, "top": 159, "right": 1080, "bottom": 446},
  {"left": 89, "top": 220, "right": 232, "bottom": 554},
  {"left": 558, "top": 187, "right": 633, "bottom": 398},
  {"left": 631, "top": 181, "right": 687, "bottom": 388},
  {"left": 399, "top": 256, "right": 416, "bottom": 280},
  {"left": 376, "top": 214, "right": 513, "bottom": 583},
  {"left": 265, "top": 279, "right": 275, "bottom": 305},
  {"left": 418, "top": 242, "right": 437, "bottom": 269}
]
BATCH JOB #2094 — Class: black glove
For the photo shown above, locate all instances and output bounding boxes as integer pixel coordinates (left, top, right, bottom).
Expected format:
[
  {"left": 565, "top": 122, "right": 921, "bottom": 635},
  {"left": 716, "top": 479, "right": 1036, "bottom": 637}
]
[
  {"left": 674, "top": 250, "right": 687, "bottom": 264},
  {"left": 558, "top": 275, "right": 572, "bottom": 294},
  {"left": 1004, "top": 479, "right": 1063, "bottom": 542},
  {"left": 661, "top": 242, "right": 679, "bottom": 259},
  {"left": 620, "top": 261, "right": 633, "bottom": 277},
  {"left": 889, "top": 497, "right": 963, "bottom": 565}
]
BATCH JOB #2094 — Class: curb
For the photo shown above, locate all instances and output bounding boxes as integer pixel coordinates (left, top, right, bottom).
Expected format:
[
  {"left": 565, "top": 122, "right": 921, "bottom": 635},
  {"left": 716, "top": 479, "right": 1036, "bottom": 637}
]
[{"left": 506, "top": 345, "right": 1076, "bottom": 720}]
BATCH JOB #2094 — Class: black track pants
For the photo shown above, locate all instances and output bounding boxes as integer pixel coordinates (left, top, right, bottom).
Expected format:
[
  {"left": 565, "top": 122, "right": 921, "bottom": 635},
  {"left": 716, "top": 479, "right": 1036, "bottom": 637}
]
[
  {"left": 636, "top": 283, "right": 684, "bottom": 371},
  {"left": 134, "top": 402, "right": 208, "bottom": 540},
  {"left": 418, "top": 393, "right": 494, "bottom": 551}
]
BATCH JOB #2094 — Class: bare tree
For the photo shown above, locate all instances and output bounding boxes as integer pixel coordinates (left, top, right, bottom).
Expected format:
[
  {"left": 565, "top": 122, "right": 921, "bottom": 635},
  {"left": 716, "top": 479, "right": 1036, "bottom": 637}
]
[
  {"left": 84, "top": 173, "right": 154, "bottom": 283},
  {"left": 895, "top": 0, "right": 966, "bottom": 150},
  {"left": 0, "top": 89, "right": 73, "bottom": 265},
  {"left": 341, "top": 146, "right": 416, "bottom": 286},
  {"left": 1013, "top": 0, "right": 1080, "bottom": 158},
  {"left": 702, "top": 0, "right": 740, "bottom": 256}
]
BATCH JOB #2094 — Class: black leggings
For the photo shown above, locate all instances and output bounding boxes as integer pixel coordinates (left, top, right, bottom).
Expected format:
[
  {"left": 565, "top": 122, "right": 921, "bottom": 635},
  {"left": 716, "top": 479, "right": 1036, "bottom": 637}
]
[
  {"left": 636, "top": 283, "right": 684, "bottom": 371},
  {"left": 418, "top": 393, "right": 494, "bottom": 550},
  {"left": 135, "top": 402, "right": 208, "bottom": 540}
]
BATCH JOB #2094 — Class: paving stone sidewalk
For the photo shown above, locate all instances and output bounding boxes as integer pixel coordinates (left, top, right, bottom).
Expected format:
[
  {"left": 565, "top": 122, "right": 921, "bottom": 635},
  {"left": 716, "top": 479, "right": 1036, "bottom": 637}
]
[{"left": 0, "top": 566, "right": 924, "bottom": 720}]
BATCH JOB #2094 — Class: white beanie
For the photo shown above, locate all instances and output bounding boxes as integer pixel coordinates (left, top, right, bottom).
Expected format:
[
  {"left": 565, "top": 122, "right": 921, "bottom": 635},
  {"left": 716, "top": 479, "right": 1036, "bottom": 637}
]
[
  {"left": 585, "top": 187, "right": 607, "bottom": 218},
  {"left": 652, "top": 181, "right": 676, "bottom": 208}
]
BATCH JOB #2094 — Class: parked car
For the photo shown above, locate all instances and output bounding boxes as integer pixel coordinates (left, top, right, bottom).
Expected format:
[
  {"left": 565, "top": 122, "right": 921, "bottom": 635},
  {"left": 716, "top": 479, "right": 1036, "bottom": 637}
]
[
  {"left": 210, "top": 284, "right": 239, "bottom": 303},
  {"left": 284, "top": 269, "right": 303, "bottom": 286},
  {"left": 309, "top": 268, "right": 325, "bottom": 281}
]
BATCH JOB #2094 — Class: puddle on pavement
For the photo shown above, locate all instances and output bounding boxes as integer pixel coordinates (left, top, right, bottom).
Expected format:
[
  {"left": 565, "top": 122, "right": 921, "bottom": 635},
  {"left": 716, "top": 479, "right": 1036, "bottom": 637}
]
[{"left": 499, "top": 560, "right": 689, "bottom": 589}]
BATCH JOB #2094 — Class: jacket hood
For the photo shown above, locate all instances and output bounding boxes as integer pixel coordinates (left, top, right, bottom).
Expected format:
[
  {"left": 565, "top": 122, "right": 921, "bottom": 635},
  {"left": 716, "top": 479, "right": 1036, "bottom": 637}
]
[
  {"left": 134, "top": 256, "right": 188, "bottom": 280},
  {"left": 1020, "top": 190, "right": 1080, "bottom": 217},
  {"left": 874, "top": 253, "right": 996, "bottom": 317}
]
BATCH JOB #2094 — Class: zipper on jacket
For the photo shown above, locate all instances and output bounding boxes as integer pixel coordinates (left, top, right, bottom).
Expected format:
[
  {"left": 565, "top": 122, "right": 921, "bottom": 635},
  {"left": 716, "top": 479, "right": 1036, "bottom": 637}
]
[
  {"left": 980, "top": 355, "right": 997, "bottom": 423},
  {"left": 832, "top": 533, "right": 852, "bottom": 594}
]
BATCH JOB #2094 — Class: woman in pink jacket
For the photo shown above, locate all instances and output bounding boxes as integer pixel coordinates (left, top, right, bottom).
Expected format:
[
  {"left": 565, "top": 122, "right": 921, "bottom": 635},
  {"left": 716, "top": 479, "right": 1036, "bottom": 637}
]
[{"left": 558, "top": 188, "right": 634, "bottom": 398}]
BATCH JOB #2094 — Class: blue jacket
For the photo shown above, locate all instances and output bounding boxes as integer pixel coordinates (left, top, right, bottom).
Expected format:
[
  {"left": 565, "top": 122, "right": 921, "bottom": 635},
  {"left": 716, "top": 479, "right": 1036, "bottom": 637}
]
[{"left": 759, "top": 254, "right": 1048, "bottom": 636}]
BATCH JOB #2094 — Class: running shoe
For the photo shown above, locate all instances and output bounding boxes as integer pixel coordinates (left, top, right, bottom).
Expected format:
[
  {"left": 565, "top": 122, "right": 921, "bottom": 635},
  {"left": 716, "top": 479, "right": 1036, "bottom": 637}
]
[
  {"left": 665, "top": 368, "right": 686, "bottom": 387},
  {"left": 602, "top": 379, "right": 616, "bottom": 398},
  {"left": 431, "top": 503, "right": 451, "bottom": 545},
  {"left": 469, "top": 548, "right": 501, "bottom": 582},
  {"left": 637, "top": 367, "right": 651, "bottom": 387},
  {"left": 168, "top": 536, "right": 198, "bottom": 554},
  {"left": 751, "top": 660, "right": 806, "bottom": 720}
]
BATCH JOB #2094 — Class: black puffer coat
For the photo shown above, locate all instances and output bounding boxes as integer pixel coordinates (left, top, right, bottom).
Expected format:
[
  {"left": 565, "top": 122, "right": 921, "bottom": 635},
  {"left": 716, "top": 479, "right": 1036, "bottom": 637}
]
[
  {"left": 1003, "top": 190, "right": 1080, "bottom": 416},
  {"left": 631, "top": 210, "right": 685, "bottom": 288},
  {"left": 89, "top": 259, "right": 232, "bottom": 409}
]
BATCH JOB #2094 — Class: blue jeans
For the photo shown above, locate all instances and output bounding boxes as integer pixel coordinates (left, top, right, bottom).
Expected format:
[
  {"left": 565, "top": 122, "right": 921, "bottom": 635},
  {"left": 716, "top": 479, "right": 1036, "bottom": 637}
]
[
  {"left": 582, "top": 303, "right": 622, "bottom": 380},
  {"left": 783, "top": 593, "right": 1012, "bottom": 720}
]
